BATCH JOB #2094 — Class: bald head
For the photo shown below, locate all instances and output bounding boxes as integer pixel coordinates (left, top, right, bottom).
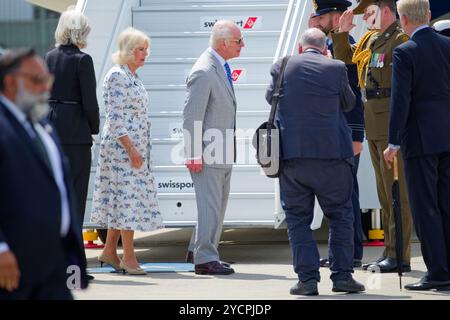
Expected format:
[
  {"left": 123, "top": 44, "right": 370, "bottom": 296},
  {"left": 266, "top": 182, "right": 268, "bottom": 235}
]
[{"left": 299, "top": 28, "right": 327, "bottom": 53}]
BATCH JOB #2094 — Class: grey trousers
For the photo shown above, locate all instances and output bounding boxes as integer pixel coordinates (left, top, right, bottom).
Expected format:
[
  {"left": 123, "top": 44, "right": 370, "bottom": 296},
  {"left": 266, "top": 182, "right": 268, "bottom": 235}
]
[{"left": 188, "top": 166, "right": 232, "bottom": 264}]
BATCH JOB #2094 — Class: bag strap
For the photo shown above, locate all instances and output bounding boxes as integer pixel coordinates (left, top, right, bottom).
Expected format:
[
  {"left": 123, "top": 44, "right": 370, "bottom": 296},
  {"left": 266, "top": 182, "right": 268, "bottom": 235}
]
[{"left": 268, "top": 55, "right": 290, "bottom": 125}]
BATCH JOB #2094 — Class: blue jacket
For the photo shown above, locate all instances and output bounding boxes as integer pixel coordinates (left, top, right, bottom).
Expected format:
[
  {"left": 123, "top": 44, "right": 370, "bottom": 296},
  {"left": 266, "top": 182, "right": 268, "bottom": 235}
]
[
  {"left": 328, "top": 36, "right": 365, "bottom": 142},
  {"left": 388, "top": 27, "right": 450, "bottom": 159},
  {"left": 266, "top": 51, "right": 355, "bottom": 160}
]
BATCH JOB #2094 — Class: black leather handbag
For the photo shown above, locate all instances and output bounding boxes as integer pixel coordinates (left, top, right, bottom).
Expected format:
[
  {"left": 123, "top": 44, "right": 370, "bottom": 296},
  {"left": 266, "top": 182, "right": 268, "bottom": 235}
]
[{"left": 252, "top": 56, "right": 290, "bottom": 178}]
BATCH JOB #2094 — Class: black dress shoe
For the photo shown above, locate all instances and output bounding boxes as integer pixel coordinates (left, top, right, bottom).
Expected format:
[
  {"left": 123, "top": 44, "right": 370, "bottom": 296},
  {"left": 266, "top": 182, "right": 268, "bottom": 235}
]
[
  {"left": 332, "top": 277, "right": 365, "bottom": 293},
  {"left": 362, "top": 256, "right": 387, "bottom": 270},
  {"left": 186, "top": 251, "right": 232, "bottom": 267},
  {"left": 404, "top": 276, "right": 450, "bottom": 291},
  {"left": 290, "top": 279, "right": 318, "bottom": 296},
  {"left": 195, "top": 261, "right": 235, "bottom": 275},
  {"left": 320, "top": 258, "right": 329, "bottom": 268},
  {"left": 368, "top": 257, "right": 411, "bottom": 273}
]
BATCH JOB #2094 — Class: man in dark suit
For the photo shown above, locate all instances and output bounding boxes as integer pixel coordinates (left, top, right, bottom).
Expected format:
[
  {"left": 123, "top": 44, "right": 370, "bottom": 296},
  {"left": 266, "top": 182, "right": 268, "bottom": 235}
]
[
  {"left": 266, "top": 28, "right": 365, "bottom": 296},
  {"left": 310, "top": 0, "right": 366, "bottom": 269},
  {"left": 0, "top": 48, "right": 88, "bottom": 299},
  {"left": 384, "top": 0, "right": 450, "bottom": 290}
]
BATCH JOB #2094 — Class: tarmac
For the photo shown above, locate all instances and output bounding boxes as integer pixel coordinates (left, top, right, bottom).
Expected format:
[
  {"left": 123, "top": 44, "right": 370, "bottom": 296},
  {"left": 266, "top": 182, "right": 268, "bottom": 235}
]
[{"left": 73, "top": 228, "right": 450, "bottom": 300}]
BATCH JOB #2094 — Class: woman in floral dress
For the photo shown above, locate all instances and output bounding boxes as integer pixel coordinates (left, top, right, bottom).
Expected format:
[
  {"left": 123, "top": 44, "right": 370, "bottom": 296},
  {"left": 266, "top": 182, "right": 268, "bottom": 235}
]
[{"left": 91, "top": 27, "right": 163, "bottom": 275}]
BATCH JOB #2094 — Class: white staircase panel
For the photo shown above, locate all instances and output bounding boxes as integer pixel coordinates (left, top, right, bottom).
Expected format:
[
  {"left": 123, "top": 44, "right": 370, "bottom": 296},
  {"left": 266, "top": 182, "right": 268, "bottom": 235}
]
[
  {"left": 133, "top": 5, "right": 288, "bottom": 33},
  {"left": 140, "top": 58, "right": 272, "bottom": 86},
  {"left": 145, "top": 84, "right": 271, "bottom": 113},
  {"left": 148, "top": 31, "right": 280, "bottom": 59},
  {"left": 140, "top": 0, "right": 289, "bottom": 5}
]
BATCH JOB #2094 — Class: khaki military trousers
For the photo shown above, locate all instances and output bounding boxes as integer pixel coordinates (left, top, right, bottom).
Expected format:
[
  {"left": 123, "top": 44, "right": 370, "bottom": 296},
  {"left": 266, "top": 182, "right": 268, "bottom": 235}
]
[{"left": 368, "top": 139, "right": 413, "bottom": 263}]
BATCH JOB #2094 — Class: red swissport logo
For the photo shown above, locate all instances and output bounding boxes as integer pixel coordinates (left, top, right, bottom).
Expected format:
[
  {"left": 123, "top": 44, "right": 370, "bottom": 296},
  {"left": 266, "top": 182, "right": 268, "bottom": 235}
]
[
  {"left": 231, "top": 70, "right": 243, "bottom": 82},
  {"left": 243, "top": 17, "right": 258, "bottom": 29}
]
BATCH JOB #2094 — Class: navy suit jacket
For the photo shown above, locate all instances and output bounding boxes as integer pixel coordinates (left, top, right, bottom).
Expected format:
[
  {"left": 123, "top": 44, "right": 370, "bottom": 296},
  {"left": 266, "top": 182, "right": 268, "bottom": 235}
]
[
  {"left": 328, "top": 36, "right": 365, "bottom": 143},
  {"left": 388, "top": 27, "right": 450, "bottom": 159},
  {"left": 45, "top": 44, "right": 100, "bottom": 145},
  {"left": 266, "top": 51, "right": 356, "bottom": 160},
  {"left": 0, "top": 101, "right": 88, "bottom": 288}
]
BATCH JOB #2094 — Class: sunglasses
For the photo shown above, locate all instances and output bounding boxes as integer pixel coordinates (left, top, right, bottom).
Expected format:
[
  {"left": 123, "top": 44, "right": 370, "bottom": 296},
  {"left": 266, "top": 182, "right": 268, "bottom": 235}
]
[
  {"left": 230, "top": 37, "right": 244, "bottom": 45},
  {"left": 16, "top": 72, "right": 54, "bottom": 87}
]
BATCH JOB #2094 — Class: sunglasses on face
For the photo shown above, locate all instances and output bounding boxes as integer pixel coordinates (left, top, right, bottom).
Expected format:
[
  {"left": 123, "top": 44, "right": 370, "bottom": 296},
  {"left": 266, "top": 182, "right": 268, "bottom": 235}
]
[{"left": 229, "top": 37, "right": 244, "bottom": 45}]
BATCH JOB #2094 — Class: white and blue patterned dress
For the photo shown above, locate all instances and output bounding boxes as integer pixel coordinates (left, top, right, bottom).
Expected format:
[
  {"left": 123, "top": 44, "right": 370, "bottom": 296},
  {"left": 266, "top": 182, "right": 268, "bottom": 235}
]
[{"left": 91, "top": 64, "right": 163, "bottom": 231}]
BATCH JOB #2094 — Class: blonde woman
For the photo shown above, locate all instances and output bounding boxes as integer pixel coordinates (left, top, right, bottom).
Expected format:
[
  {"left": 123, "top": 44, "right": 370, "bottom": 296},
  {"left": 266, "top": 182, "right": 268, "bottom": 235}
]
[{"left": 91, "top": 27, "right": 163, "bottom": 275}]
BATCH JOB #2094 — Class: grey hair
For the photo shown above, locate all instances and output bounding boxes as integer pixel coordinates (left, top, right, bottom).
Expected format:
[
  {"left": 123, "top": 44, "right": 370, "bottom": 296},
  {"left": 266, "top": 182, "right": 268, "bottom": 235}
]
[
  {"left": 112, "top": 27, "right": 150, "bottom": 65},
  {"left": 397, "top": 0, "right": 430, "bottom": 25},
  {"left": 209, "top": 20, "right": 237, "bottom": 48},
  {"left": 299, "top": 28, "right": 327, "bottom": 51},
  {"left": 54, "top": 9, "right": 90, "bottom": 48}
]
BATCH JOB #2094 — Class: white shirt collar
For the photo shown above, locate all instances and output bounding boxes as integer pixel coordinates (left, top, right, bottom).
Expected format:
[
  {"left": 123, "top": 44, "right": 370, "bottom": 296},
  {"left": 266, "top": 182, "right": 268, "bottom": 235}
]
[
  {"left": 208, "top": 47, "right": 227, "bottom": 67},
  {"left": 411, "top": 25, "right": 430, "bottom": 38}
]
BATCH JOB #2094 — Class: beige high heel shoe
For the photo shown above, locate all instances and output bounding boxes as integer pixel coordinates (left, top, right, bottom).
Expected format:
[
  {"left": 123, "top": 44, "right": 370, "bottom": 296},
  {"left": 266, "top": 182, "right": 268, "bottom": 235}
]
[
  {"left": 119, "top": 261, "right": 147, "bottom": 275},
  {"left": 98, "top": 253, "right": 122, "bottom": 272}
]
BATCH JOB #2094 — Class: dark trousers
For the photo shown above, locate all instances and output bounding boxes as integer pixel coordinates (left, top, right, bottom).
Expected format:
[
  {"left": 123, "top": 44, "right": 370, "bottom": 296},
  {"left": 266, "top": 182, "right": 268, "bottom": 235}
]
[
  {"left": 352, "top": 154, "right": 364, "bottom": 260},
  {"left": 0, "top": 268, "right": 73, "bottom": 300},
  {"left": 280, "top": 158, "right": 354, "bottom": 283},
  {"left": 62, "top": 145, "right": 91, "bottom": 226},
  {"left": 404, "top": 152, "right": 450, "bottom": 281}
]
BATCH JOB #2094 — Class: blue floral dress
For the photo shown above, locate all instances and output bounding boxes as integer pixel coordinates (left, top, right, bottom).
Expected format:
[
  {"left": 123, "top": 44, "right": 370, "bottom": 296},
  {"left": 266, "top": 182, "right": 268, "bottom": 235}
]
[{"left": 91, "top": 64, "right": 163, "bottom": 231}]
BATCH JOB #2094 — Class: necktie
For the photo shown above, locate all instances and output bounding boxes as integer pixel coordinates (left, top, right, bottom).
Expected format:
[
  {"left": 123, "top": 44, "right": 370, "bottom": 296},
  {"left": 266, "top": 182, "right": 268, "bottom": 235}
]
[
  {"left": 224, "top": 62, "right": 234, "bottom": 88},
  {"left": 29, "top": 123, "right": 51, "bottom": 170}
]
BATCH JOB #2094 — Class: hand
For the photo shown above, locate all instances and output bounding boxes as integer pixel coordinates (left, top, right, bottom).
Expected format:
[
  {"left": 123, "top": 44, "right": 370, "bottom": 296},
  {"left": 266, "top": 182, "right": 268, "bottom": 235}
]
[
  {"left": 339, "top": 9, "right": 356, "bottom": 33},
  {"left": 383, "top": 146, "right": 399, "bottom": 164},
  {"left": 352, "top": 141, "right": 363, "bottom": 155},
  {"left": 326, "top": 49, "right": 333, "bottom": 59},
  {"left": 308, "top": 12, "right": 319, "bottom": 28},
  {"left": 128, "top": 147, "right": 144, "bottom": 169},
  {"left": 186, "top": 159, "right": 203, "bottom": 173},
  {"left": 0, "top": 251, "right": 21, "bottom": 292}
]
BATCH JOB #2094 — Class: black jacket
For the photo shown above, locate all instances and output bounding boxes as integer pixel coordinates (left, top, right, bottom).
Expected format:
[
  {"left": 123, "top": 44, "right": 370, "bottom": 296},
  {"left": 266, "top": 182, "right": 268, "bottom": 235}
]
[
  {"left": 388, "top": 27, "right": 450, "bottom": 159},
  {"left": 45, "top": 44, "right": 100, "bottom": 145}
]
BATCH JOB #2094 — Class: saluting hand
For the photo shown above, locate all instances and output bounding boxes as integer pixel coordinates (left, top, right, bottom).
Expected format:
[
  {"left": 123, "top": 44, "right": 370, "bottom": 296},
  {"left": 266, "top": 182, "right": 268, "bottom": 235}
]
[
  {"left": 339, "top": 9, "right": 356, "bottom": 33},
  {"left": 308, "top": 13, "right": 319, "bottom": 29},
  {"left": 0, "top": 251, "right": 21, "bottom": 293}
]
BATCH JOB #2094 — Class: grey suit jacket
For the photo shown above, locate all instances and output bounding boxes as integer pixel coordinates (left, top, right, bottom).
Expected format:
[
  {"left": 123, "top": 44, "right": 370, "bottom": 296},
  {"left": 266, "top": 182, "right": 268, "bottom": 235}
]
[{"left": 183, "top": 49, "right": 237, "bottom": 168}]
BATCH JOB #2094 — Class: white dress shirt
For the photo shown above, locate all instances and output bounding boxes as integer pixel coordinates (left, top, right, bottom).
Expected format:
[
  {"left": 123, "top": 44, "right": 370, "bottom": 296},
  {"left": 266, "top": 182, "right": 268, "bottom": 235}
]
[{"left": 0, "top": 95, "right": 70, "bottom": 255}]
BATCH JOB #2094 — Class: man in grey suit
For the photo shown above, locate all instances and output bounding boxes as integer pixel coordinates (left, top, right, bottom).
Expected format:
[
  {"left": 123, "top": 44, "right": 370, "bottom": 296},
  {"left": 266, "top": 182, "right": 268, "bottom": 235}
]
[
  {"left": 266, "top": 28, "right": 365, "bottom": 295},
  {"left": 183, "top": 20, "right": 244, "bottom": 275}
]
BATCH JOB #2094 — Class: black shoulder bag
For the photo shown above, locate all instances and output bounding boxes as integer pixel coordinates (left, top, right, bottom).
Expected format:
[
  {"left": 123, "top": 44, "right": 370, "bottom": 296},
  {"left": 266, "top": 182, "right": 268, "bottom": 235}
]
[{"left": 252, "top": 56, "right": 290, "bottom": 178}]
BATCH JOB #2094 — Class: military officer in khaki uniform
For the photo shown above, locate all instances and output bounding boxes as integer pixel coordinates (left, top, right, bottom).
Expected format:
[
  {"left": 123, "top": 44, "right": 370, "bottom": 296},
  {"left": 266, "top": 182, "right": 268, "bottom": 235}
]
[{"left": 331, "top": 0, "right": 413, "bottom": 272}]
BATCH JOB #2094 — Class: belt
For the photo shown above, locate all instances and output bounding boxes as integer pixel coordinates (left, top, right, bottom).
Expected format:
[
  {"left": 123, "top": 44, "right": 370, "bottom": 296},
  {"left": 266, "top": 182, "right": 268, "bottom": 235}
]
[
  {"left": 365, "top": 88, "right": 391, "bottom": 100},
  {"left": 48, "top": 99, "right": 80, "bottom": 105}
]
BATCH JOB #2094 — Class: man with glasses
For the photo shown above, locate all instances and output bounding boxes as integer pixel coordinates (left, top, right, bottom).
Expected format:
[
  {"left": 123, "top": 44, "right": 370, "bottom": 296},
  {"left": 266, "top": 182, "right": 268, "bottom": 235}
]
[
  {"left": 0, "top": 48, "right": 88, "bottom": 299},
  {"left": 331, "top": 0, "right": 413, "bottom": 273},
  {"left": 183, "top": 20, "right": 244, "bottom": 275}
]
